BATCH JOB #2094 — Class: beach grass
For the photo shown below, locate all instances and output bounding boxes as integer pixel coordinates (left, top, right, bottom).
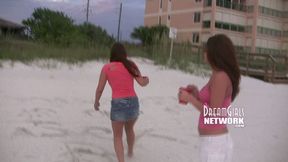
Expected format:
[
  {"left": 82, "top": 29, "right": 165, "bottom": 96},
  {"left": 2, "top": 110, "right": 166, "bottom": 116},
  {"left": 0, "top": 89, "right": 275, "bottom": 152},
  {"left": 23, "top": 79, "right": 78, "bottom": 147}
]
[{"left": 0, "top": 37, "right": 211, "bottom": 75}]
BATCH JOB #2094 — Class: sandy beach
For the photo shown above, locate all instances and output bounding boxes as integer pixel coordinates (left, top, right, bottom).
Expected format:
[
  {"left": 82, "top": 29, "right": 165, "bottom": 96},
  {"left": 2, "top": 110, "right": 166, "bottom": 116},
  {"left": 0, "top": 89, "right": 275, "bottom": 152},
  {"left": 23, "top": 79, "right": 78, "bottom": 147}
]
[{"left": 0, "top": 58, "right": 287, "bottom": 162}]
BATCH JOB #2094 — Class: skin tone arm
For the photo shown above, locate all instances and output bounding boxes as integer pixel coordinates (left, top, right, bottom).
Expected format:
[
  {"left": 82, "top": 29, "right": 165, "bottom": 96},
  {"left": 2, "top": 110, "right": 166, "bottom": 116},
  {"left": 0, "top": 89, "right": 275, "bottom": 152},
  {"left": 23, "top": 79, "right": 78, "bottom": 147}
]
[
  {"left": 179, "top": 90, "right": 203, "bottom": 112},
  {"left": 94, "top": 69, "right": 107, "bottom": 111},
  {"left": 135, "top": 76, "right": 149, "bottom": 87},
  {"left": 131, "top": 61, "right": 149, "bottom": 87},
  {"left": 134, "top": 68, "right": 149, "bottom": 87},
  {"left": 178, "top": 71, "right": 229, "bottom": 112}
]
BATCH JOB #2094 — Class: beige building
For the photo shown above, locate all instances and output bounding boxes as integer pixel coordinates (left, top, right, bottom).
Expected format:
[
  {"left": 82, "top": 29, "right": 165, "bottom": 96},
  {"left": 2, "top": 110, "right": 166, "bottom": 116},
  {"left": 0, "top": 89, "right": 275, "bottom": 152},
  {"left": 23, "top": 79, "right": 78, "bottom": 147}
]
[{"left": 144, "top": 0, "right": 288, "bottom": 55}]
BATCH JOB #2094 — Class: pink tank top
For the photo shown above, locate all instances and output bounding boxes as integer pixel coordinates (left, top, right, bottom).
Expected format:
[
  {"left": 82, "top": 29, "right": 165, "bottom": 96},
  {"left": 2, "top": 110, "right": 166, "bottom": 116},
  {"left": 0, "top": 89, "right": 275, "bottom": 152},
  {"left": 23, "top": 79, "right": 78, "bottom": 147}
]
[
  {"left": 198, "top": 84, "right": 231, "bottom": 130},
  {"left": 102, "top": 62, "right": 137, "bottom": 99}
]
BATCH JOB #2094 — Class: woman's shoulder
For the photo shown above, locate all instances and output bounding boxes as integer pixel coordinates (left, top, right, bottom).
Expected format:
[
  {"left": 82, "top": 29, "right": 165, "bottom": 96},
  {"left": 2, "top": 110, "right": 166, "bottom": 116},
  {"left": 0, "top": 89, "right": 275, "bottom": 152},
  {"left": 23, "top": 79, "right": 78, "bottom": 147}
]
[
  {"left": 102, "top": 63, "right": 113, "bottom": 72},
  {"left": 212, "top": 71, "right": 231, "bottom": 85},
  {"left": 103, "top": 62, "right": 120, "bottom": 67},
  {"left": 214, "top": 71, "right": 228, "bottom": 77},
  {"left": 102, "top": 63, "right": 110, "bottom": 69},
  {"left": 102, "top": 62, "right": 123, "bottom": 72}
]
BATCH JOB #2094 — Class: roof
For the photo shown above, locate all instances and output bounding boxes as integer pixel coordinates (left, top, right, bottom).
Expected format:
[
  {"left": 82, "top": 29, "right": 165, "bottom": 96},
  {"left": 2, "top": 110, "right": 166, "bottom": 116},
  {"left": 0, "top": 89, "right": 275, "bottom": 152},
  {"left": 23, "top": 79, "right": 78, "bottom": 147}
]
[{"left": 0, "top": 17, "right": 24, "bottom": 29}]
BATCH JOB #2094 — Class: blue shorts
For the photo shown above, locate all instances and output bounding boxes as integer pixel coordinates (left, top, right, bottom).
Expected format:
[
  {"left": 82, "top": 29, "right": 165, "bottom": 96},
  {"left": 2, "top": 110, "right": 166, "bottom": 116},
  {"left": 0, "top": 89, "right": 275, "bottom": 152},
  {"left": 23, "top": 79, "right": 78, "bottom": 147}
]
[{"left": 110, "top": 97, "right": 139, "bottom": 122}]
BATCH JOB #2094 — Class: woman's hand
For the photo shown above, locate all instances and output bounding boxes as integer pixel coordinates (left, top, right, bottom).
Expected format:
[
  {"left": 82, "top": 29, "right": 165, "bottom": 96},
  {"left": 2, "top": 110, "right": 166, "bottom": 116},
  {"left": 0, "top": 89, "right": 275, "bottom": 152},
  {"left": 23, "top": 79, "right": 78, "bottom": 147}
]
[
  {"left": 178, "top": 89, "right": 193, "bottom": 104},
  {"left": 178, "top": 86, "right": 203, "bottom": 112},
  {"left": 94, "top": 101, "right": 100, "bottom": 111},
  {"left": 142, "top": 76, "right": 149, "bottom": 85},
  {"left": 186, "top": 84, "right": 199, "bottom": 99},
  {"left": 135, "top": 76, "right": 149, "bottom": 87}
]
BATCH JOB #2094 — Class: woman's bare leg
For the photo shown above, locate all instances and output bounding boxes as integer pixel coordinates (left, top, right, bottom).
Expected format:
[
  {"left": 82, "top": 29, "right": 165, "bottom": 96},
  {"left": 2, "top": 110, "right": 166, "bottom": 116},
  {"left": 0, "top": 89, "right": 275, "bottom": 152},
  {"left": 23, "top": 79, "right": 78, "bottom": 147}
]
[
  {"left": 112, "top": 121, "right": 125, "bottom": 162},
  {"left": 124, "top": 119, "right": 137, "bottom": 157}
]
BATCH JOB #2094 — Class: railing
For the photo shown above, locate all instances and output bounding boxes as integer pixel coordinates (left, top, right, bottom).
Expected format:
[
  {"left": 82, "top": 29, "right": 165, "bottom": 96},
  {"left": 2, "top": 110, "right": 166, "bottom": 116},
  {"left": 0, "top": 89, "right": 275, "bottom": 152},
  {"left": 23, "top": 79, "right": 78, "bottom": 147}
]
[{"left": 237, "top": 53, "right": 288, "bottom": 83}]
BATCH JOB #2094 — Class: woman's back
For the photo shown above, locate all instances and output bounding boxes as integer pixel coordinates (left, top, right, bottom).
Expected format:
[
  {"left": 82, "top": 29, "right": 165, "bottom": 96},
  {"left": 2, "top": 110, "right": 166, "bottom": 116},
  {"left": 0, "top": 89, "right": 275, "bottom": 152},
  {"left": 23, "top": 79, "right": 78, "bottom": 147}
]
[{"left": 102, "top": 62, "right": 136, "bottom": 99}]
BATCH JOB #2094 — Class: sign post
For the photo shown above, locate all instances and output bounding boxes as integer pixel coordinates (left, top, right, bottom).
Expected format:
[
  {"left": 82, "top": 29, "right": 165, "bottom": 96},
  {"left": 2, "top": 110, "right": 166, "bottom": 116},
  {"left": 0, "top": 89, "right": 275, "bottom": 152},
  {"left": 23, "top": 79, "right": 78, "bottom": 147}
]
[{"left": 168, "top": 27, "right": 177, "bottom": 65}]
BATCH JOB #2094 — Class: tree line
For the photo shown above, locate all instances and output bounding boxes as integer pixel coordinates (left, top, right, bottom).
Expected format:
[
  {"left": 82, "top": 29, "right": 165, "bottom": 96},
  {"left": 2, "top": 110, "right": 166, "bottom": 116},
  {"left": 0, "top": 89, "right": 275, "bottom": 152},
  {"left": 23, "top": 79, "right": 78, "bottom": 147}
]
[{"left": 22, "top": 8, "right": 169, "bottom": 47}]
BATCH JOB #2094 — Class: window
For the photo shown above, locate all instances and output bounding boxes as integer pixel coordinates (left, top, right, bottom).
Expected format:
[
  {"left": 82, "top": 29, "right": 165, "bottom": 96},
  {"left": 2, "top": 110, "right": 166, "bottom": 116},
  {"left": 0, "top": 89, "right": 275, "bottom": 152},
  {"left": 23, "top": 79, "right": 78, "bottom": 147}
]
[
  {"left": 271, "top": 30, "right": 276, "bottom": 37},
  {"left": 168, "top": 15, "right": 171, "bottom": 21},
  {"left": 259, "top": 27, "right": 264, "bottom": 34},
  {"left": 264, "top": 28, "right": 268, "bottom": 35},
  {"left": 223, "top": 23, "right": 229, "bottom": 30},
  {"left": 204, "top": 0, "right": 212, "bottom": 6},
  {"left": 215, "top": 22, "right": 222, "bottom": 28},
  {"left": 258, "top": 26, "right": 282, "bottom": 37},
  {"left": 217, "top": 0, "right": 249, "bottom": 12},
  {"left": 224, "top": 0, "right": 232, "bottom": 8},
  {"left": 267, "top": 8, "right": 272, "bottom": 15},
  {"left": 231, "top": 24, "right": 237, "bottom": 31},
  {"left": 215, "top": 21, "right": 247, "bottom": 33},
  {"left": 247, "top": 6, "right": 254, "bottom": 13},
  {"left": 238, "top": 26, "right": 245, "bottom": 32},
  {"left": 276, "top": 31, "right": 281, "bottom": 37},
  {"left": 192, "top": 33, "right": 200, "bottom": 43},
  {"left": 232, "top": 0, "right": 238, "bottom": 10},
  {"left": 196, "top": 0, "right": 202, "bottom": 2},
  {"left": 160, "top": 0, "right": 162, "bottom": 8},
  {"left": 202, "top": 21, "right": 211, "bottom": 28},
  {"left": 194, "top": 12, "right": 201, "bottom": 23},
  {"left": 263, "top": 7, "right": 268, "bottom": 15},
  {"left": 159, "top": 16, "right": 161, "bottom": 25},
  {"left": 284, "top": 11, "right": 288, "bottom": 18},
  {"left": 259, "top": 6, "right": 285, "bottom": 18},
  {"left": 283, "top": 31, "right": 288, "bottom": 37},
  {"left": 216, "top": 0, "right": 224, "bottom": 7},
  {"left": 245, "top": 26, "right": 252, "bottom": 33}
]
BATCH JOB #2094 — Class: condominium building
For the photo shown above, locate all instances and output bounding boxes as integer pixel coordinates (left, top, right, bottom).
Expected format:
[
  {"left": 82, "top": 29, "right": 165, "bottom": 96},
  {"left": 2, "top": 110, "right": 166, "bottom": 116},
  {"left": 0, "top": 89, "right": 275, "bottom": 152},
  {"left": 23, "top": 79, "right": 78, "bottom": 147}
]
[{"left": 144, "top": 0, "right": 288, "bottom": 55}]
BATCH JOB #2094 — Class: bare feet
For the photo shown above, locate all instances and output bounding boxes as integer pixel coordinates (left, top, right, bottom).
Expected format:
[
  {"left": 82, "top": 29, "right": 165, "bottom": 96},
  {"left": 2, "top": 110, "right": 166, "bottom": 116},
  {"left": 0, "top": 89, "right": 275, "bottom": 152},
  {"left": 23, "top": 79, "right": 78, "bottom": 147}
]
[{"left": 127, "top": 151, "right": 133, "bottom": 158}]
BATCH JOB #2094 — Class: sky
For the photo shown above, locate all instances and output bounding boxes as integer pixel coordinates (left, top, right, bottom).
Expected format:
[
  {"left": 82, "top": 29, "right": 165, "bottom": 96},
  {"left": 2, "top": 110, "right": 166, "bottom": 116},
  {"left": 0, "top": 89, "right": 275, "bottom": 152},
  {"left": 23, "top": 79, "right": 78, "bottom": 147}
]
[{"left": 0, "top": 0, "right": 145, "bottom": 41}]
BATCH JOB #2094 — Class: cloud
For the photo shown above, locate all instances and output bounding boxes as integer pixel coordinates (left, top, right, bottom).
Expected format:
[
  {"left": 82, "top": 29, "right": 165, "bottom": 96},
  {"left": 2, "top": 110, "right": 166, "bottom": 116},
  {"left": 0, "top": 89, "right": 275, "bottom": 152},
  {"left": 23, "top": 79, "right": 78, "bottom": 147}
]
[{"left": 89, "top": 0, "right": 120, "bottom": 14}]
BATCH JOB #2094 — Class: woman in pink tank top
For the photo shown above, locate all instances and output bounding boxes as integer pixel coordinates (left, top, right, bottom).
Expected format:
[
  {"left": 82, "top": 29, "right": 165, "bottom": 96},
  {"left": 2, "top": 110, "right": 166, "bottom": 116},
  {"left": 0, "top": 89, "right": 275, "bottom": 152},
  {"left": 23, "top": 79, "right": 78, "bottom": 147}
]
[
  {"left": 178, "top": 34, "right": 241, "bottom": 162},
  {"left": 94, "top": 43, "right": 149, "bottom": 162}
]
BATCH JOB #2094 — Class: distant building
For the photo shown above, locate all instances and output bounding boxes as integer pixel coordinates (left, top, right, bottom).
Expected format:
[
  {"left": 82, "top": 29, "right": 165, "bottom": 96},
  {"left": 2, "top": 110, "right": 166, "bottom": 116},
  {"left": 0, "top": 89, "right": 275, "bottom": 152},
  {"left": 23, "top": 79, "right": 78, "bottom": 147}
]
[
  {"left": 0, "top": 17, "right": 24, "bottom": 37},
  {"left": 144, "top": 0, "right": 288, "bottom": 55}
]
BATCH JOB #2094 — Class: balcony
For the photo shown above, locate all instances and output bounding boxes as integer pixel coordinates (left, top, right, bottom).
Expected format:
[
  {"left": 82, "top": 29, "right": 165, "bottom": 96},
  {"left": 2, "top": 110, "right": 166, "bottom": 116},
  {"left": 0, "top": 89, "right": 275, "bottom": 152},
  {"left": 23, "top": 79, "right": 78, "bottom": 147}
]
[{"left": 216, "top": 0, "right": 253, "bottom": 13}]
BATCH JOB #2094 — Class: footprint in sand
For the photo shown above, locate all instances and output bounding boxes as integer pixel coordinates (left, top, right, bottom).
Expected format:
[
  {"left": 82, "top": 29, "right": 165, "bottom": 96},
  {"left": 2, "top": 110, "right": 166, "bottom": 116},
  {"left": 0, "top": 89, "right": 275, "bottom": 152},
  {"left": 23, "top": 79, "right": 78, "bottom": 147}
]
[
  {"left": 59, "top": 142, "right": 115, "bottom": 162},
  {"left": 13, "top": 127, "right": 36, "bottom": 137},
  {"left": 82, "top": 126, "right": 112, "bottom": 140},
  {"left": 99, "top": 110, "right": 110, "bottom": 119},
  {"left": 83, "top": 109, "right": 95, "bottom": 117},
  {"left": 135, "top": 128, "right": 154, "bottom": 142},
  {"left": 40, "top": 126, "right": 69, "bottom": 138},
  {"left": 148, "top": 133, "right": 178, "bottom": 142},
  {"left": 15, "top": 107, "right": 69, "bottom": 138}
]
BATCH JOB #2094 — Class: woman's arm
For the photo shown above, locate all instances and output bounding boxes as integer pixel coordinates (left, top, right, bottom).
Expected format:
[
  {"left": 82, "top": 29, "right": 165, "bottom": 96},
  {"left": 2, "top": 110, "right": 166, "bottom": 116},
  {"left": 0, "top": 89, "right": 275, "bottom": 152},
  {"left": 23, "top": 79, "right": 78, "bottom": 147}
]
[
  {"left": 179, "top": 90, "right": 203, "bottom": 112},
  {"left": 178, "top": 72, "right": 229, "bottom": 112},
  {"left": 132, "top": 62, "right": 149, "bottom": 87},
  {"left": 135, "top": 76, "right": 149, "bottom": 87},
  {"left": 94, "top": 69, "right": 107, "bottom": 111}
]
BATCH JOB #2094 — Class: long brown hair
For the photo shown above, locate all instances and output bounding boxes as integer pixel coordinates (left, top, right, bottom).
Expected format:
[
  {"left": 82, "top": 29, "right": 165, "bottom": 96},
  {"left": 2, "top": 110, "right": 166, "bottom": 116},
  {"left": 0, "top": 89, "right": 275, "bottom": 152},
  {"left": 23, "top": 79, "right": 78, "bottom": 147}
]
[
  {"left": 206, "top": 34, "right": 240, "bottom": 101},
  {"left": 110, "top": 42, "right": 140, "bottom": 77}
]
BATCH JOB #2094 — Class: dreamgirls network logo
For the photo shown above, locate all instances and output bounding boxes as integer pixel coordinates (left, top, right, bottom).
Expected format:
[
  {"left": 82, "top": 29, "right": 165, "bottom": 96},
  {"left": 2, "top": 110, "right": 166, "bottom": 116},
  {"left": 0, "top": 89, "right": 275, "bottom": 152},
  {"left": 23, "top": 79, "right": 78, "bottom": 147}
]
[{"left": 203, "top": 105, "right": 245, "bottom": 128}]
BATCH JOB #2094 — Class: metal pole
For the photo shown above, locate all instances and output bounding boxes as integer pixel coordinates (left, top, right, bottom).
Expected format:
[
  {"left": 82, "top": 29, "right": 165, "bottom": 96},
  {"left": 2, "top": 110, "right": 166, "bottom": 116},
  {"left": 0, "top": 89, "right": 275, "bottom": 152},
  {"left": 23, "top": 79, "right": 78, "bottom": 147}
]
[
  {"left": 168, "top": 38, "right": 174, "bottom": 65},
  {"left": 117, "top": 2, "right": 122, "bottom": 42},
  {"left": 86, "top": 0, "right": 90, "bottom": 23}
]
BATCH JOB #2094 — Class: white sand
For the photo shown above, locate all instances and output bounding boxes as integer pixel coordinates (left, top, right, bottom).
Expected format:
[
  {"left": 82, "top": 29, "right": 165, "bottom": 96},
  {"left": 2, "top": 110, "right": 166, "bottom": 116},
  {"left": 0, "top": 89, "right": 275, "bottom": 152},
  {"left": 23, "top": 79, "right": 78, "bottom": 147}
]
[{"left": 0, "top": 58, "right": 287, "bottom": 162}]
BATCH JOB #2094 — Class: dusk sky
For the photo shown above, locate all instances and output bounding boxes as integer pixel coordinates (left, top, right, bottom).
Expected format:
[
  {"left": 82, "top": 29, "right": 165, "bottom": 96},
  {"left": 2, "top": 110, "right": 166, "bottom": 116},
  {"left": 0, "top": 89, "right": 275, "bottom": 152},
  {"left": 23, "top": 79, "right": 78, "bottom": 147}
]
[{"left": 0, "top": 0, "right": 145, "bottom": 41}]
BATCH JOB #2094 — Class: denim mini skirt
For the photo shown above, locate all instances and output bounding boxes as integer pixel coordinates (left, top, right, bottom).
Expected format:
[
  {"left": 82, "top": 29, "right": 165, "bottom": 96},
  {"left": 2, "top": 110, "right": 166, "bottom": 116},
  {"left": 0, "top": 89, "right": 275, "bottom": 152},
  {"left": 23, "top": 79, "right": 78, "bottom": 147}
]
[{"left": 110, "top": 96, "right": 139, "bottom": 121}]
